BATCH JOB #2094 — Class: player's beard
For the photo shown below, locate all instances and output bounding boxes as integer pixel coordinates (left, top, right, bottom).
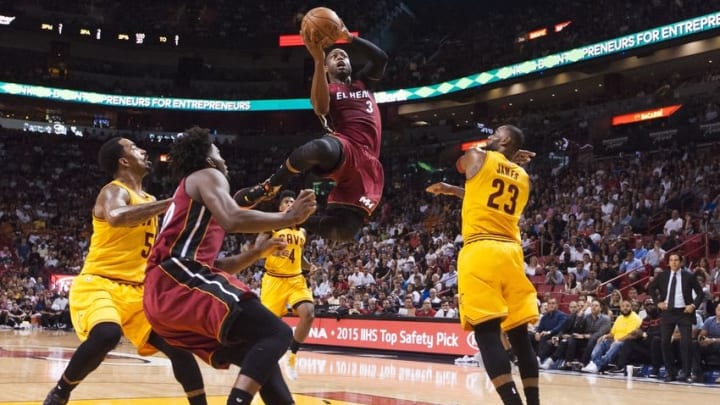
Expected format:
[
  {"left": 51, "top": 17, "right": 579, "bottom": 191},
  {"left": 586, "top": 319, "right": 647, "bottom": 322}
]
[
  {"left": 485, "top": 139, "right": 500, "bottom": 151},
  {"left": 334, "top": 70, "right": 350, "bottom": 82},
  {"left": 332, "top": 63, "right": 351, "bottom": 81}
]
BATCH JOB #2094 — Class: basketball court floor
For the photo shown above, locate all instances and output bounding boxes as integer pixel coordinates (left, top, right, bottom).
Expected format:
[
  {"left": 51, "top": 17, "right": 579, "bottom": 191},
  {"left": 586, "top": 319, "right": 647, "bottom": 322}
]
[{"left": 1, "top": 329, "right": 717, "bottom": 404}]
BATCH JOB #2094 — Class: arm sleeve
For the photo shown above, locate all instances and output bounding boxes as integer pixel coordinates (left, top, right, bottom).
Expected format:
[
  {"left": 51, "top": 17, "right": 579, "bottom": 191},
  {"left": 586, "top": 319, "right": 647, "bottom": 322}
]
[{"left": 352, "top": 36, "right": 388, "bottom": 85}]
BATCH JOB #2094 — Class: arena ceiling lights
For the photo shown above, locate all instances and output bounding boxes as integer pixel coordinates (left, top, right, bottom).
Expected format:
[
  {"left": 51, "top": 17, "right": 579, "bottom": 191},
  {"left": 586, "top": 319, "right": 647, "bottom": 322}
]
[
  {"left": 0, "top": 12, "right": 718, "bottom": 111},
  {"left": 0, "top": 15, "right": 15, "bottom": 25}
]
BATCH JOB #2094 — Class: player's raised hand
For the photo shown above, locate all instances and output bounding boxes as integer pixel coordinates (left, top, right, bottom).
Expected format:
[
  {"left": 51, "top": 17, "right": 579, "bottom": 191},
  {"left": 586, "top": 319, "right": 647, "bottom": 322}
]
[
  {"left": 512, "top": 149, "right": 536, "bottom": 165},
  {"left": 299, "top": 22, "right": 314, "bottom": 43},
  {"left": 285, "top": 189, "right": 317, "bottom": 224},
  {"left": 300, "top": 23, "right": 336, "bottom": 56},
  {"left": 301, "top": 31, "right": 326, "bottom": 60}
]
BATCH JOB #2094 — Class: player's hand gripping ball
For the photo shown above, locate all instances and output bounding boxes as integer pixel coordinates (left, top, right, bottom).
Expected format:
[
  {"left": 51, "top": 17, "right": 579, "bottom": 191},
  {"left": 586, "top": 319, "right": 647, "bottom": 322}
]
[{"left": 301, "top": 7, "right": 345, "bottom": 47}]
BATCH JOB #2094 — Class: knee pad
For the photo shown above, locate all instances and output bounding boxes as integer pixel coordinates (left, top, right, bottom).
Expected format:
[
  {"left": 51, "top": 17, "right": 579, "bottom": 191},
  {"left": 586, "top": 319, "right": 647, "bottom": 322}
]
[
  {"left": 88, "top": 322, "right": 122, "bottom": 352},
  {"left": 314, "top": 136, "right": 343, "bottom": 161},
  {"left": 473, "top": 319, "right": 503, "bottom": 349},
  {"left": 290, "top": 136, "right": 343, "bottom": 172}
]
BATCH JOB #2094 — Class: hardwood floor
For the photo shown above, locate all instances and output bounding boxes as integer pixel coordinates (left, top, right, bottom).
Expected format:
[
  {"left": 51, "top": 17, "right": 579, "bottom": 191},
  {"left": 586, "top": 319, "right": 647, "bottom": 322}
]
[{"left": 0, "top": 329, "right": 717, "bottom": 404}]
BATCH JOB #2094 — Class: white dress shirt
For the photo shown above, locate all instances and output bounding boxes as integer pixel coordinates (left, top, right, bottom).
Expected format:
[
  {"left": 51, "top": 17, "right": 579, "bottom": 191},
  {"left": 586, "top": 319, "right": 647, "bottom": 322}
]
[{"left": 666, "top": 270, "right": 685, "bottom": 309}]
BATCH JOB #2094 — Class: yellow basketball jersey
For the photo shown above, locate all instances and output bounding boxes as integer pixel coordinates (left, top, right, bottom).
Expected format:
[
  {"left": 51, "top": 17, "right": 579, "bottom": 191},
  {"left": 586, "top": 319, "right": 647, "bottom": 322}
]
[
  {"left": 81, "top": 180, "right": 157, "bottom": 283},
  {"left": 264, "top": 227, "right": 306, "bottom": 277},
  {"left": 462, "top": 150, "right": 529, "bottom": 244}
]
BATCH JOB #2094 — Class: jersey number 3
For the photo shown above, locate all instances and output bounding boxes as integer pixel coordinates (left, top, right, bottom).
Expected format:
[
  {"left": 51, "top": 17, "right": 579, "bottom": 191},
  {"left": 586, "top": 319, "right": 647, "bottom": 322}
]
[
  {"left": 365, "top": 100, "right": 374, "bottom": 114},
  {"left": 487, "top": 178, "right": 519, "bottom": 215}
]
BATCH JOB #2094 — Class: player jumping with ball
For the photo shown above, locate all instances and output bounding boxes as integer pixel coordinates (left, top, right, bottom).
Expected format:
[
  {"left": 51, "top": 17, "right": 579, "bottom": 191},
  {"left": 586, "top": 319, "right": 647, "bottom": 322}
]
[{"left": 235, "top": 13, "right": 388, "bottom": 241}]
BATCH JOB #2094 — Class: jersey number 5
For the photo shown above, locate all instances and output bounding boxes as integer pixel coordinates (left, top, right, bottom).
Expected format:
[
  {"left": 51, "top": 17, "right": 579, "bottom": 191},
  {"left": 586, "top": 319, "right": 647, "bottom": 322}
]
[
  {"left": 141, "top": 232, "right": 154, "bottom": 258},
  {"left": 487, "top": 178, "right": 519, "bottom": 215}
]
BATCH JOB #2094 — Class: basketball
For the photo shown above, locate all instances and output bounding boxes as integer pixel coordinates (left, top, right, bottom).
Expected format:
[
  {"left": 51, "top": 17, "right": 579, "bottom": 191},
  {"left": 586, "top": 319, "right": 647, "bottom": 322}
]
[{"left": 301, "top": 7, "right": 344, "bottom": 45}]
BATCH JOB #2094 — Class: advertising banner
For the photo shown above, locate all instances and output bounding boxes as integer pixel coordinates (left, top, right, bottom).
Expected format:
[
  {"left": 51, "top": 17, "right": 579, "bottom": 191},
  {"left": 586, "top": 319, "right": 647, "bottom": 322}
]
[
  {"left": 49, "top": 274, "right": 76, "bottom": 293},
  {"left": 282, "top": 316, "right": 477, "bottom": 356}
]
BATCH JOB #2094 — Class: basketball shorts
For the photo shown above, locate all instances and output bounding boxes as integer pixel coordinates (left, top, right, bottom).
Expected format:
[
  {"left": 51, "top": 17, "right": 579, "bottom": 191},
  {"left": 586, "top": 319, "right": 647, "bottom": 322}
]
[
  {"left": 70, "top": 274, "right": 155, "bottom": 355},
  {"left": 143, "top": 257, "right": 255, "bottom": 368},
  {"left": 325, "top": 134, "right": 384, "bottom": 216},
  {"left": 261, "top": 273, "right": 314, "bottom": 317},
  {"left": 457, "top": 240, "right": 539, "bottom": 332}
]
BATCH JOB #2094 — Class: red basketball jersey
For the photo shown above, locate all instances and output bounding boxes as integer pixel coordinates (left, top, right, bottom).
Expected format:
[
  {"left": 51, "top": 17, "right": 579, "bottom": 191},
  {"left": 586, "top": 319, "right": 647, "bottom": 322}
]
[
  {"left": 148, "top": 178, "right": 226, "bottom": 269},
  {"left": 328, "top": 80, "right": 382, "bottom": 158}
]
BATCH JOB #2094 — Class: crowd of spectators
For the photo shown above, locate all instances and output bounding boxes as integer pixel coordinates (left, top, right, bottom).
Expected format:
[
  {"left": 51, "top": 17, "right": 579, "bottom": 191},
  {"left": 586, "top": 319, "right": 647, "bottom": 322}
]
[
  {"left": 1, "top": 106, "right": 720, "bottom": 379},
  {"left": 2, "top": 61, "right": 720, "bottom": 322},
  {"left": 1, "top": 1, "right": 720, "bottom": 378}
]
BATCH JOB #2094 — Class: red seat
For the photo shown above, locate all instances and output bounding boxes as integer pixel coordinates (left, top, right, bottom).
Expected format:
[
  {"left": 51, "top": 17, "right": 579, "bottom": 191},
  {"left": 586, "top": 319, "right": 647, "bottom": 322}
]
[
  {"left": 536, "top": 284, "right": 553, "bottom": 294},
  {"left": 712, "top": 283, "right": 720, "bottom": 297},
  {"left": 549, "top": 291, "right": 564, "bottom": 302},
  {"left": 618, "top": 276, "right": 630, "bottom": 289},
  {"left": 684, "top": 235, "right": 704, "bottom": 261},
  {"left": 562, "top": 293, "right": 579, "bottom": 303}
]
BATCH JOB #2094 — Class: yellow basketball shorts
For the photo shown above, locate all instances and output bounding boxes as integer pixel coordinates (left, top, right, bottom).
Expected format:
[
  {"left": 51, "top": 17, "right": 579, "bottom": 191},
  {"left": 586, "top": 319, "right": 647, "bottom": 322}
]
[
  {"left": 69, "top": 274, "right": 156, "bottom": 355},
  {"left": 457, "top": 240, "right": 539, "bottom": 332},
  {"left": 260, "top": 273, "right": 313, "bottom": 317}
]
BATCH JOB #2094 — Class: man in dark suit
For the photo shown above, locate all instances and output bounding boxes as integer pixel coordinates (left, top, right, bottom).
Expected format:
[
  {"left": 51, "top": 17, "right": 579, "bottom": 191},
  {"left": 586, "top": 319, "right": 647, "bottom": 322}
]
[{"left": 646, "top": 253, "right": 704, "bottom": 383}]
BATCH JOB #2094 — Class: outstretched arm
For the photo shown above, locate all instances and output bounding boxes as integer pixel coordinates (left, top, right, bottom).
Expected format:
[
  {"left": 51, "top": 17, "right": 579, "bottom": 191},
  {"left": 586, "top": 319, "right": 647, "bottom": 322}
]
[
  {"left": 215, "top": 234, "right": 287, "bottom": 275},
  {"left": 512, "top": 149, "right": 536, "bottom": 165},
  {"left": 186, "top": 168, "right": 317, "bottom": 234},
  {"left": 95, "top": 184, "right": 170, "bottom": 227},
  {"left": 426, "top": 182, "right": 464, "bottom": 199}
]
